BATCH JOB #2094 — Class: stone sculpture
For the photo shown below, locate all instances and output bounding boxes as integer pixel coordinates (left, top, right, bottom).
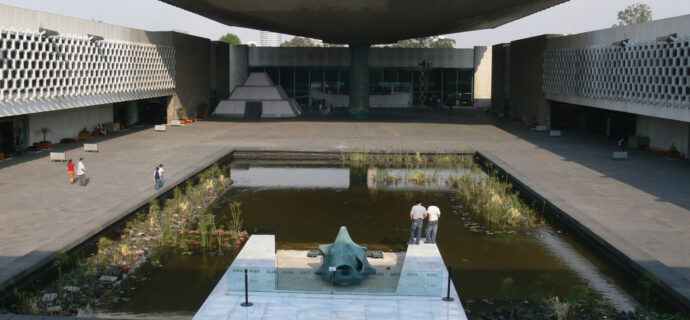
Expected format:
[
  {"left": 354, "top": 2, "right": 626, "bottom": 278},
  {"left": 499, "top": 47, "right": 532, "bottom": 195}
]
[{"left": 315, "top": 226, "right": 376, "bottom": 286}]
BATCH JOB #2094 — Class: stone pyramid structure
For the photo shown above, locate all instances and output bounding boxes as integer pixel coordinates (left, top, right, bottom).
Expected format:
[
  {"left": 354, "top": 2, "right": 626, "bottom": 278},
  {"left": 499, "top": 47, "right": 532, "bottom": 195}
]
[{"left": 214, "top": 73, "right": 302, "bottom": 118}]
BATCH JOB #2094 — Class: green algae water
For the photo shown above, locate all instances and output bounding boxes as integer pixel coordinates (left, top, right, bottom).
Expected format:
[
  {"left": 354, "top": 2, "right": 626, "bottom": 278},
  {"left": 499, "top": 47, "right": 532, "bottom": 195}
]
[{"left": 92, "top": 159, "right": 646, "bottom": 319}]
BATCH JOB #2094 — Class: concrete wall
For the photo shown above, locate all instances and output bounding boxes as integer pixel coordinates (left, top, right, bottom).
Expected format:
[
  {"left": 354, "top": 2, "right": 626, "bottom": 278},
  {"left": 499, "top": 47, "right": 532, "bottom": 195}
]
[
  {"left": 214, "top": 42, "right": 231, "bottom": 101},
  {"left": 247, "top": 47, "right": 475, "bottom": 68},
  {"left": 509, "top": 35, "right": 550, "bottom": 125},
  {"left": 473, "top": 46, "right": 492, "bottom": 108},
  {"left": 543, "top": 15, "right": 690, "bottom": 123},
  {"left": 27, "top": 104, "right": 113, "bottom": 145},
  {"left": 637, "top": 115, "right": 690, "bottom": 157},
  {"left": 229, "top": 45, "right": 249, "bottom": 96},
  {"left": 490, "top": 44, "right": 506, "bottom": 114},
  {"left": 168, "top": 33, "right": 212, "bottom": 121},
  {"left": 0, "top": 4, "right": 172, "bottom": 46}
]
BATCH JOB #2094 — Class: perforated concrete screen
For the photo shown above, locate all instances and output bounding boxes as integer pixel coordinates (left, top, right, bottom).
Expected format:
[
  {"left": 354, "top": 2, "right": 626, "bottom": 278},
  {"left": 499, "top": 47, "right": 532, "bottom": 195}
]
[
  {"left": 543, "top": 38, "right": 690, "bottom": 109},
  {"left": 0, "top": 29, "right": 175, "bottom": 116}
]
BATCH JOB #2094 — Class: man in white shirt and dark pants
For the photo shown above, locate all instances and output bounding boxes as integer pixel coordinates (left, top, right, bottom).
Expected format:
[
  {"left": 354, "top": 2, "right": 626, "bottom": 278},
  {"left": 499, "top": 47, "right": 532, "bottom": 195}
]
[
  {"left": 409, "top": 200, "right": 426, "bottom": 245},
  {"left": 77, "top": 157, "right": 87, "bottom": 186},
  {"left": 425, "top": 201, "right": 441, "bottom": 244}
]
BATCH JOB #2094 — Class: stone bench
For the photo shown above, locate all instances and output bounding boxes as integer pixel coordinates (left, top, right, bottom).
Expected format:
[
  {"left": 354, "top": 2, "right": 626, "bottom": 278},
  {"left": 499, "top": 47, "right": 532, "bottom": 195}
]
[
  {"left": 84, "top": 143, "right": 98, "bottom": 152},
  {"left": 535, "top": 125, "right": 547, "bottom": 131},
  {"left": 155, "top": 124, "right": 167, "bottom": 132},
  {"left": 613, "top": 151, "right": 628, "bottom": 159},
  {"left": 50, "top": 152, "right": 66, "bottom": 162},
  {"left": 549, "top": 130, "right": 562, "bottom": 137},
  {"left": 170, "top": 120, "right": 183, "bottom": 127}
]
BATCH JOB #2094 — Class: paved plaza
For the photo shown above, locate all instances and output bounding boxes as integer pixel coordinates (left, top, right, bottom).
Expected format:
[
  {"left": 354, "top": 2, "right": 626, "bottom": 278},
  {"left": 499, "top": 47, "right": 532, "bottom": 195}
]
[{"left": 0, "top": 109, "right": 689, "bottom": 307}]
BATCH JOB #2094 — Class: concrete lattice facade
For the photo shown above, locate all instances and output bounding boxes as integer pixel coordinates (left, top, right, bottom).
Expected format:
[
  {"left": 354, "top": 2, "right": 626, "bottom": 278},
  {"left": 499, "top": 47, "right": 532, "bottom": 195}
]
[
  {"left": 0, "top": 28, "right": 175, "bottom": 117},
  {"left": 544, "top": 37, "right": 690, "bottom": 111}
]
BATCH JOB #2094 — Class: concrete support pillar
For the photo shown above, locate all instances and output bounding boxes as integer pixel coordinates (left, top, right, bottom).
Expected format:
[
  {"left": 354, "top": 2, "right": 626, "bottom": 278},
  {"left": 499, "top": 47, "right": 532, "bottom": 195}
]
[
  {"left": 229, "top": 45, "right": 249, "bottom": 96},
  {"left": 349, "top": 43, "right": 370, "bottom": 118}
]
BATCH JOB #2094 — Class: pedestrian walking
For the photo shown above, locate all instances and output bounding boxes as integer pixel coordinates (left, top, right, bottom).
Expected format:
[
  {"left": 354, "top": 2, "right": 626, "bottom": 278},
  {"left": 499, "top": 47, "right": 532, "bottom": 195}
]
[
  {"left": 157, "top": 164, "right": 165, "bottom": 189},
  {"left": 154, "top": 166, "right": 161, "bottom": 190},
  {"left": 425, "top": 201, "right": 442, "bottom": 244},
  {"left": 77, "top": 157, "right": 87, "bottom": 186},
  {"left": 15, "top": 135, "right": 22, "bottom": 155},
  {"left": 409, "top": 199, "right": 426, "bottom": 245},
  {"left": 66, "top": 159, "right": 75, "bottom": 184}
]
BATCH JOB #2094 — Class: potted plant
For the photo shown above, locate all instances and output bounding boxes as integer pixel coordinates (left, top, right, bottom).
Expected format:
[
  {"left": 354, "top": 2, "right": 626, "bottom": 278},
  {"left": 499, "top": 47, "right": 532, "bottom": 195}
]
[
  {"left": 177, "top": 107, "right": 188, "bottom": 124},
  {"left": 36, "top": 127, "right": 53, "bottom": 149},
  {"left": 28, "top": 143, "right": 41, "bottom": 153},
  {"left": 198, "top": 103, "right": 209, "bottom": 119},
  {"left": 667, "top": 144, "right": 681, "bottom": 160},
  {"left": 79, "top": 127, "right": 90, "bottom": 140}
]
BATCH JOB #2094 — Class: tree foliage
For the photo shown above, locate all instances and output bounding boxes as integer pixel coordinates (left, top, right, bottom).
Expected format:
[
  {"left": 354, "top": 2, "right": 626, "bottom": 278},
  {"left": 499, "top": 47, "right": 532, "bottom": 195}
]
[
  {"left": 390, "top": 36, "right": 455, "bottom": 48},
  {"left": 280, "top": 37, "right": 320, "bottom": 47},
  {"left": 613, "top": 3, "right": 652, "bottom": 27},
  {"left": 218, "top": 33, "right": 241, "bottom": 45}
]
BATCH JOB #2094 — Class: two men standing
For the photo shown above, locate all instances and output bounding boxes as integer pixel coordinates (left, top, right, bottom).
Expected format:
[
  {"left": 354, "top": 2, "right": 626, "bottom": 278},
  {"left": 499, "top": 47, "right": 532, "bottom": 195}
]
[{"left": 408, "top": 199, "right": 442, "bottom": 245}]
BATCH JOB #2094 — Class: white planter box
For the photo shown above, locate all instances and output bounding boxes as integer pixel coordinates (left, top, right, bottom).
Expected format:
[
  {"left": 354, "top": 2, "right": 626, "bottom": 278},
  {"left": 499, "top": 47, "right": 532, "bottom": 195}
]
[
  {"left": 84, "top": 143, "right": 98, "bottom": 152},
  {"left": 613, "top": 151, "right": 628, "bottom": 159},
  {"left": 536, "top": 125, "right": 547, "bottom": 131},
  {"left": 50, "top": 152, "right": 66, "bottom": 162},
  {"left": 549, "top": 130, "right": 562, "bottom": 137},
  {"left": 171, "top": 120, "right": 182, "bottom": 126},
  {"left": 155, "top": 125, "right": 167, "bottom": 132}
]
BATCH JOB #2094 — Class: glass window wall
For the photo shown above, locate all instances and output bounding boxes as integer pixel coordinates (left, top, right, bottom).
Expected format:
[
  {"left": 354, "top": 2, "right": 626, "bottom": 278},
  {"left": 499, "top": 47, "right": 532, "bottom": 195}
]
[{"left": 246, "top": 66, "right": 473, "bottom": 107}]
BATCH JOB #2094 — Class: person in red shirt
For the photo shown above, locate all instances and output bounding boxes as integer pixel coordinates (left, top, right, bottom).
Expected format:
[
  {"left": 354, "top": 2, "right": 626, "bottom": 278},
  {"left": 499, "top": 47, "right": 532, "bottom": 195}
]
[{"left": 66, "top": 159, "right": 75, "bottom": 184}]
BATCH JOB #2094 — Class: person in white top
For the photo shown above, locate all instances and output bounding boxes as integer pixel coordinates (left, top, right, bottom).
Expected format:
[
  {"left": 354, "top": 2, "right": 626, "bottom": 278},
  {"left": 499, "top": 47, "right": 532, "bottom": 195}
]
[
  {"left": 77, "top": 157, "right": 87, "bottom": 186},
  {"left": 425, "top": 201, "right": 441, "bottom": 244},
  {"left": 409, "top": 200, "right": 426, "bottom": 245},
  {"left": 157, "top": 164, "right": 165, "bottom": 189}
]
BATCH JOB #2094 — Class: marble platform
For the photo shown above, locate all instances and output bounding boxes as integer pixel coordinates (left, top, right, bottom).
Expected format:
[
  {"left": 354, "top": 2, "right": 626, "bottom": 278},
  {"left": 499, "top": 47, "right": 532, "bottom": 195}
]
[
  {"left": 396, "top": 241, "right": 446, "bottom": 296},
  {"left": 226, "top": 235, "right": 276, "bottom": 291},
  {"left": 195, "top": 235, "right": 466, "bottom": 319}
]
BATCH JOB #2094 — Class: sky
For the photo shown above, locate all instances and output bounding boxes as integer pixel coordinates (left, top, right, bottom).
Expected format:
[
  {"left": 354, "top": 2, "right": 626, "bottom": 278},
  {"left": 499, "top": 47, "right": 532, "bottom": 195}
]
[{"left": 1, "top": 0, "right": 690, "bottom": 48}]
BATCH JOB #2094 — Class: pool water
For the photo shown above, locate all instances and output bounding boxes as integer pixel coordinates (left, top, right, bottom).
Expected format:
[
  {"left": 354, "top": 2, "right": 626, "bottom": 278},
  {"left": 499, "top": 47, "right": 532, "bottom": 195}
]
[{"left": 94, "top": 160, "right": 641, "bottom": 318}]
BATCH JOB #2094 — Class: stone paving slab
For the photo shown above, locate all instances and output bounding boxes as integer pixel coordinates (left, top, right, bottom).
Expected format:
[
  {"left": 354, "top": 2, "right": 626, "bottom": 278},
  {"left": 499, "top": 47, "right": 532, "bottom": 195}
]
[{"left": 0, "top": 109, "right": 688, "bottom": 310}]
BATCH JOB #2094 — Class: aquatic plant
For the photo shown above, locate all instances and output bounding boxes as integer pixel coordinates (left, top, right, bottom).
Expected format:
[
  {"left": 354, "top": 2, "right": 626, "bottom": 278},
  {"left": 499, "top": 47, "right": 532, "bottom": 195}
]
[
  {"left": 227, "top": 202, "right": 243, "bottom": 240},
  {"left": 547, "top": 296, "right": 572, "bottom": 320},
  {"left": 448, "top": 166, "right": 536, "bottom": 227},
  {"left": 343, "top": 151, "right": 474, "bottom": 169}
]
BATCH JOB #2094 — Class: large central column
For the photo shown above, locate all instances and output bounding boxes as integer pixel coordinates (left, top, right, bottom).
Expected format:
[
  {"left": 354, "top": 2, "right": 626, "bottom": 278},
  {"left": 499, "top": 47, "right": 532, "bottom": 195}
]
[{"left": 349, "top": 43, "right": 371, "bottom": 118}]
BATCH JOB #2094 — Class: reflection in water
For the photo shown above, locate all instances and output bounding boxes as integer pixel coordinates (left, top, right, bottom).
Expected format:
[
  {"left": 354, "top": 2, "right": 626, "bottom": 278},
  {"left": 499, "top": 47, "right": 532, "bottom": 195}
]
[
  {"left": 367, "top": 168, "right": 470, "bottom": 190},
  {"left": 231, "top": 164, "right": 350, "bottom": 189},
  {"left": 535, "top": 229, "right": 635, "bottom": 311}
]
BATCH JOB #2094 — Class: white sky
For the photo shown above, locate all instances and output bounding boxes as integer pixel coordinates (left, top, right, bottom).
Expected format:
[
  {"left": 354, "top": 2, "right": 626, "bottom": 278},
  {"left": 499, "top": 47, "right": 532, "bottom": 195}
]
[{"left": 1, "top": 0, "right": 690, "bottom": 48}]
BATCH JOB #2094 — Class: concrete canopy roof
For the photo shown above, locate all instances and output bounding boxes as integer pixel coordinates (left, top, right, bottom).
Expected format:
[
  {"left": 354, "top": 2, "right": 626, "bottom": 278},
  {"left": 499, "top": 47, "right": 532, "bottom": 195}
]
[{"left": 159, "top": 0, "right": 568, "bottom": 44}]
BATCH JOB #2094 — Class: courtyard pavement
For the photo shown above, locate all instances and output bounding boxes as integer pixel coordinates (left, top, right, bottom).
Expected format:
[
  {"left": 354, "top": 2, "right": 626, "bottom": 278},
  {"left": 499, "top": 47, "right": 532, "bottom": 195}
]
[{"left": 0, "top": 108, "right": 689, "bottom": 309}]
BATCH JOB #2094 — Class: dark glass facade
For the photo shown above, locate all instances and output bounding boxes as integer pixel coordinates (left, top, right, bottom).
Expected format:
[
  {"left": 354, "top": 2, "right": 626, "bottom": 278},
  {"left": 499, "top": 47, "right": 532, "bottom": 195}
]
[{"left": 249, "top": 66, "right": 473, "bottom": 107}]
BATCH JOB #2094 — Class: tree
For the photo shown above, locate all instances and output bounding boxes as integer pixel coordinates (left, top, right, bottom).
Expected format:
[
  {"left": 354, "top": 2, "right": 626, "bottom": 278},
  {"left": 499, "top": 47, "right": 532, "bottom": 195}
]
[
  {"left": 390, "top": 36, "right": 455, "bottom": 48},
  {"left": 613, "top": 3, "right": 652, "bottom": 27},
  {"left": 280, "top": 37, "right": 320, "bottom": 47},
  {"left": 429, "top": 37, "right": 456, "bottom": 48},
  {"left": 218, "top": 33, "right": 241, "bottom": 45}
]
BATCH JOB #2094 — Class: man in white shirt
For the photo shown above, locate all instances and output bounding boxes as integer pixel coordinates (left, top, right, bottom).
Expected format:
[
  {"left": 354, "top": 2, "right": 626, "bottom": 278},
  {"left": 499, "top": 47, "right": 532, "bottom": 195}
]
[
  {"left": 425, "top": 201, "right": 441, "bottom": 244},
  {"left": 77, "top": 157, "right": 87, "bottom": 186},
  {"left": 409, "top": 200, "right": 426, "bottom": 245},
  {"left": 157, "top": 164, "right": 165, "bottom": 189}
]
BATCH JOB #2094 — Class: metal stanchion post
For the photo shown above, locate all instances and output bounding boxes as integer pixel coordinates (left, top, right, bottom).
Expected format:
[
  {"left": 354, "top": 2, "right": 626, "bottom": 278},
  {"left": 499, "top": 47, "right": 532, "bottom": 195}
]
[
  {"left": 442, "top": 265, "right": 455, "bottom": 302},
  {"left": 241, "top": 269, "right": 253, "bottom": 307}
]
